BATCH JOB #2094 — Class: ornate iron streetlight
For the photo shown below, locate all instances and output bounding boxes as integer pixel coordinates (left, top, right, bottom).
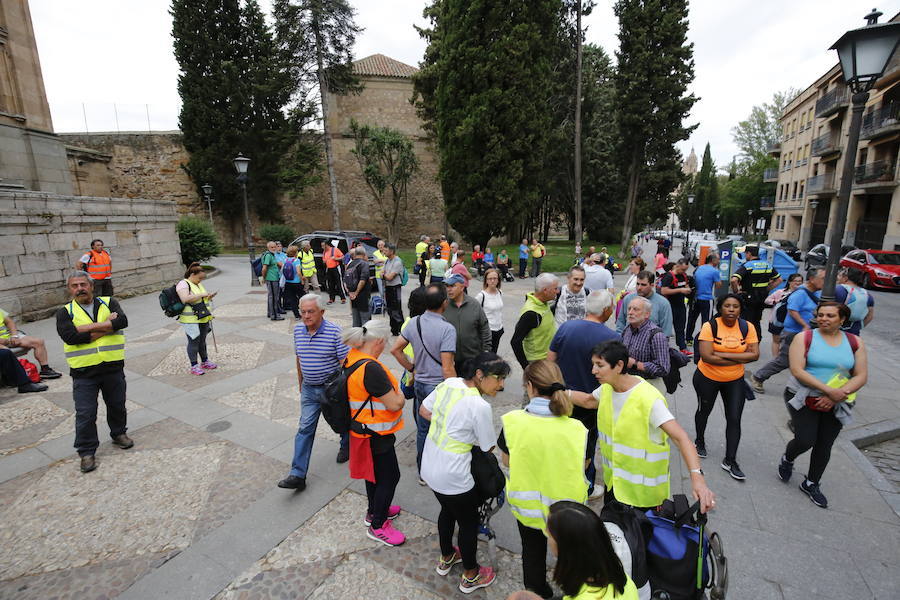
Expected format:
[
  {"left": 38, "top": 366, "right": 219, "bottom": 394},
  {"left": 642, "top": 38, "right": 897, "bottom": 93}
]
[
  {"left": 233, "top": 154, "right": 257, "bottom": 286},
  {"left": 201, "top": 183, "right": 214, "bottom": 227}
]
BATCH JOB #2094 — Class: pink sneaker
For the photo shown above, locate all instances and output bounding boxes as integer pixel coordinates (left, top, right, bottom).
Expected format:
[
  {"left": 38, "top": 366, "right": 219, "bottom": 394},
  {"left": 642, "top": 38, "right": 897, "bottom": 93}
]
[
  {"left": 435, "top": 547, "right": 462, "bottom": 576},
  {"left": 200, "top": 361, "right": 218, "bottom": 370},
  {"left": 366, "top": 520, "right": 405, "bottom": 547},
  {"left": 364, "top": 504, "right": 401, "bottom": 526},
  {"left": 189, "top": 365, "right": 205, "bottom": 376},
  {"left": 459, "top": 566, "right": 496, "bottom": 594}
]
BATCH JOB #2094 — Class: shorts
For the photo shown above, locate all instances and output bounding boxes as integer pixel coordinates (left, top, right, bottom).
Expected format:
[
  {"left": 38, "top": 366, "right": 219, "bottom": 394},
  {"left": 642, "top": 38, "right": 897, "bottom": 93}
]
[{"left": 768, "top": 322, "right": 783, "bottom": 335}]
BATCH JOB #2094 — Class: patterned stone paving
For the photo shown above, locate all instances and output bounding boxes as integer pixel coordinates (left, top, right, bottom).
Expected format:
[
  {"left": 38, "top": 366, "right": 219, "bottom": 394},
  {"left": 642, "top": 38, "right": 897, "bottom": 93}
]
[{"left": 0, "top": 418, "right": 284, "bottom": 599}]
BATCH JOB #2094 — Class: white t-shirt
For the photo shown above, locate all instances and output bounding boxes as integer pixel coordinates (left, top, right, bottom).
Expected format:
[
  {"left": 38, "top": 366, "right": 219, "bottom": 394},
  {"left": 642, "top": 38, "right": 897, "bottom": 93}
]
[
  {"left": 592, "top": 379, "right": 674, "bottom": 445},
  {"left": 584, "top": 264, "right": 614, "bottom": 292},
  {"left": 475, "top": 289, "right": 504, "bottom": 332},
  {"left": 421, "top": 378, "right": 497, "bottom": 495}
]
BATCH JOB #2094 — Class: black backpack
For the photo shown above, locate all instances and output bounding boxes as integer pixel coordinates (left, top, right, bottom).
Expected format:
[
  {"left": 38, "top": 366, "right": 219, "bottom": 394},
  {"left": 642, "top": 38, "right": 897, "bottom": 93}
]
[
  {"left": 600, "top": 499, "right": 652, "bottom": 591},
  {"left": 159, "top": 284, "right": 185, "bottom": 317},
  {"left": 649, "top": 327, "right": 690, "bottom": 394},
  {"left": 322, "top": 358, "right": 374, "bottom": 435},
  {"left": 693, "top": 317, "right": 749, "bottom": 365},
  {"left": 470, "top": 447, "right": 505, "bottom": 502}
]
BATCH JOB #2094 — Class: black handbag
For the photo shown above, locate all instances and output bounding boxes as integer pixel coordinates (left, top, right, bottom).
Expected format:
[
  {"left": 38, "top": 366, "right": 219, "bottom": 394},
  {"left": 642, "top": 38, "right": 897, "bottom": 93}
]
[{"left": 470, "top": 447, "right": 505, "bottom": 502}]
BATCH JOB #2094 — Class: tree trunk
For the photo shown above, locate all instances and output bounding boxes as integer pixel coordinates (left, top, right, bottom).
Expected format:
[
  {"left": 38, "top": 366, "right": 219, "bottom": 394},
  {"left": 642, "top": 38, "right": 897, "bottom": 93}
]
[
  {"left": 620, "top": 149, "right": 641, "bottom": 257},
  {"left": 312, "top": 10, "right": 340, "bottom": 230},
  {"left": 573, "top": 1, "right": 583, "bottom": 246}
]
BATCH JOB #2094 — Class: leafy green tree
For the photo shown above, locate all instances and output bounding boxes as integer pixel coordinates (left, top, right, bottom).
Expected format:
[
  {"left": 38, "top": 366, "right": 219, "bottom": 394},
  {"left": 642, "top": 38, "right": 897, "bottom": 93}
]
[
  {"left": 732, "top": 88, "right": 798, "bottom": 162},
  {"left": 171, "top": 0, "right": 292, "bottom": 223},
  {"left": 613, "top": 0, "right": 696, "bottom": 254},
  {"left": 259, "top": 224, "right": 296, "bottom": 245},
  {"left": 414, "top": 0, "right": 559, "bottom": 247},
  {"left": 177, "top": 216, "right": 222, "bottom": 265},
  {"left": 349, "top": 120, "right": 419, "bottom": 245},
  {"left": 272, "top": 0, "right": 362, "bottom": 229}
]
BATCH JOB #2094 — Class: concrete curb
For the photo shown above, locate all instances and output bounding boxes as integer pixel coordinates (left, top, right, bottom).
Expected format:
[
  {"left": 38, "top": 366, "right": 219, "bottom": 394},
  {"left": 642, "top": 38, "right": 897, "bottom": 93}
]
[{"left": 842, "top": 419, "right": 900, "bottom": 519}]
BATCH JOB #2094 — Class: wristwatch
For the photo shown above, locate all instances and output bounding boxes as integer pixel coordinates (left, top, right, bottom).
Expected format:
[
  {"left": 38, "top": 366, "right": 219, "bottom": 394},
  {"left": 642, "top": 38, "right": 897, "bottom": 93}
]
[{"left": 689, "top": 468, "right": 704, "bottom": 475}]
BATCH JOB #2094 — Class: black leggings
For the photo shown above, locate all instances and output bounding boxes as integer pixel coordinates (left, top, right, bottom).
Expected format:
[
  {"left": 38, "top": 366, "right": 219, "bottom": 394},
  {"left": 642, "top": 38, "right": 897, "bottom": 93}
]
[
  {"left": 364, "top": 445, "right": 401, "bottom": 529},
  {"left": 784, "top": 391, "right": 843, "bottom": 484},
  {"left": 518, "top": 521, "right": 553, "bottom": 598},
  {"left": 434, "top": 488, "right": 481, "bottom": 571},
  {"left": 186, "top": 322, "right": 211, "bottom": 365},
  {"left": 692, "top": 369, "right": 746, "bottom": 461},
  {"left": 490, "top": 329, "right": 504, "bottom": 354}
]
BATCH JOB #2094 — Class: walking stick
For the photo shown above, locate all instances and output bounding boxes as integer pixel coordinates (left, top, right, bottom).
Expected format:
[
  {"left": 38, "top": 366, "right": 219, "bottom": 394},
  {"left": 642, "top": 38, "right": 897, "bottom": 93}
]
[{"left": 210, "top": 322, "right": 218, "bottom": 353}]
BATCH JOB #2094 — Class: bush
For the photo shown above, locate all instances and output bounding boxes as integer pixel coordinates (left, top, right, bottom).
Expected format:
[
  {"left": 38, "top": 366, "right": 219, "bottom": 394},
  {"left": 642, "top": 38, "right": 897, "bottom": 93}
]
[
  {"left": 177, "top": 216, "right": 222, "bottom": 266},
  {"left": 259, "top": 224, "right": 296, "bottom": 245}
]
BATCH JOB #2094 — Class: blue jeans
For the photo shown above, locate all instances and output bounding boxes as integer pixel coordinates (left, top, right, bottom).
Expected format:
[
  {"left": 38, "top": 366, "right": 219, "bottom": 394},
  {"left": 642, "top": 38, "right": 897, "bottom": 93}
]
[
  {"left": 290, "top": 382, "right": 349, "bottom": 478},
  {"left": 413, "top": 380, "right": 437, "bottom": 473}
]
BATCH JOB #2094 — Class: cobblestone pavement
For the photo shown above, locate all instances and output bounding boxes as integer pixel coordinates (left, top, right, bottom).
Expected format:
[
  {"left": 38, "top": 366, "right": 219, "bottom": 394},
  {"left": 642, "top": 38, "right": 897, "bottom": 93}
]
[{"left": 1, "top": 253, "right": 898, "bottom": 600}]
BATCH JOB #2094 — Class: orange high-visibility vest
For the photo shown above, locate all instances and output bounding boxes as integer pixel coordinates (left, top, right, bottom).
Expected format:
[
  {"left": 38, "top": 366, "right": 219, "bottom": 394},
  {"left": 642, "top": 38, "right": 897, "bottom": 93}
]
[
  {"left": 345, "top": 348, "right": 404, "bottom": 438},
  {"left": 86, "top": 250, "right": 111, "bottom": 280}
]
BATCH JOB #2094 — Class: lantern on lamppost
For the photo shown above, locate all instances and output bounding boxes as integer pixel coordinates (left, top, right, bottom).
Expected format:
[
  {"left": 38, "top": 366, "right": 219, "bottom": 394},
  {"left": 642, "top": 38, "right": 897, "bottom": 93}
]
[{"left": 233, "top": 154, "right": 257, "bottom": 286}]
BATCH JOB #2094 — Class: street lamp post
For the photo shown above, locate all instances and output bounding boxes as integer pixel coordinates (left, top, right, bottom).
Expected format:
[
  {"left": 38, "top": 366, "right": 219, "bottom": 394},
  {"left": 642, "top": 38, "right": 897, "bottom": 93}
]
[
  {"left": 822, "top": 9, "right": 900, "bottom": 301},
  {"left": 686, "top": 194, "right": 695, "bottom": 260},
  {"left": 747, "top": 208, "right": 753, "bottom": 238},
  {"left": 201, "top": 183, "right": 214, "bottom": 228},
  {"left": 233, "top": 154, "right": 257, "bottom": 286}
]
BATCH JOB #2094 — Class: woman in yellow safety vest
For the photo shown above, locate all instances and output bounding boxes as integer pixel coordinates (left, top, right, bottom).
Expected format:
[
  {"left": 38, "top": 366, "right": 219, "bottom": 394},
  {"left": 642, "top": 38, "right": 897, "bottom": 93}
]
[
  {"left": 419, "top": 352, "right": 510, "bottom": 594},
  {"left": 568, "top": 340, "right": 715, "bottom": 514},
  {"left": 498, "top": 359, "right": 588, "bottom": 599},
  {"left": 176, "top": 263, "right": 217, "bottom": 376}
]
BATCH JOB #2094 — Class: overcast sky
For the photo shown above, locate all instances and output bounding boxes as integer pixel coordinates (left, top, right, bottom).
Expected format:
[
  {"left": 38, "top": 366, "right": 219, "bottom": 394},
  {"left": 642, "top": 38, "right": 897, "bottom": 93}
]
[{"left": 30, "top": 0, "right": 900, "bottom": 168}]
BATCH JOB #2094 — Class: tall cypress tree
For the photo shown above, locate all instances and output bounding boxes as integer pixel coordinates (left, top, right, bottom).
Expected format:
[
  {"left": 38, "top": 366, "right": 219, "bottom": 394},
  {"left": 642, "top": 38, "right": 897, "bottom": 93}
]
[
  {"left": 414, "top": 0, "right": 559, "bottom": 246},
  {"left": 613, "top": 0, "right": 695, "bottom": 252}
]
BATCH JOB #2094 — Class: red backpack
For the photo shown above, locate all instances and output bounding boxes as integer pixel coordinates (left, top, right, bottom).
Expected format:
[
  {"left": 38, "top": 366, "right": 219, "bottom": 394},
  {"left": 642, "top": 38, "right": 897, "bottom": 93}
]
[
  {"left": 18, "top": 358, "right": 40, "bottom": 383},
  {"left": 802, "top": 329, "right": 859, "bottom": 357}
]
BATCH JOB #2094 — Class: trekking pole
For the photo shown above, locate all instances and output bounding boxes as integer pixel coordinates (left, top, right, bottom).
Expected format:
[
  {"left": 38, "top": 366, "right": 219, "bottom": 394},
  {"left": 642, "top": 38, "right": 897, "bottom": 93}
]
[{"left": 210, "top": 322, "right": 218, "bottom": 353}]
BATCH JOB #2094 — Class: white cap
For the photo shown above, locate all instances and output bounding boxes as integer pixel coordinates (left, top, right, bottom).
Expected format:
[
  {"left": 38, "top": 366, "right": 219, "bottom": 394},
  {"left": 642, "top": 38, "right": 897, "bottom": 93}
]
[{"left": 331, "top": 240, "right": 339, "bottom": 247}]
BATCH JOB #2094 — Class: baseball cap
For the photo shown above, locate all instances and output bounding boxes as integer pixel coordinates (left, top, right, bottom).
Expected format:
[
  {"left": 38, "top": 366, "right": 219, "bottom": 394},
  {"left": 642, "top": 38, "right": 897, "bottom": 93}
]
[{"left": 444, "top": 273, "right": 466, "bottom": 286}]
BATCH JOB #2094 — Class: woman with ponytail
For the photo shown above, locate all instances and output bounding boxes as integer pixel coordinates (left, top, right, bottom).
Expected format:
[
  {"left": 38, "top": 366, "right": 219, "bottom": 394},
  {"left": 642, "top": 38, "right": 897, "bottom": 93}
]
[
  {"left": 176, "top": 263, "right": 217, "bottom": 375},
  {"left": 497, "top": 359, "right": 589, "bottom": 599}
]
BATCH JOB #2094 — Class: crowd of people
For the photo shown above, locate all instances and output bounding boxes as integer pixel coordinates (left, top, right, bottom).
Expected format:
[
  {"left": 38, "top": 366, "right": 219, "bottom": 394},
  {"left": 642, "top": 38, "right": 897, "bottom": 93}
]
[{"left": 5, "top": 233, "right": 873, "bottom": 599}]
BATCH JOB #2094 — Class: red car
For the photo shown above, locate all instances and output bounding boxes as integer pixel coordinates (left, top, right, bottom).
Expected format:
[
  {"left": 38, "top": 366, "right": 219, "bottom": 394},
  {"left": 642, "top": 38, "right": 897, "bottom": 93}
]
[{"left": 840, "top": 249, "right": 900, "bottom": 289}]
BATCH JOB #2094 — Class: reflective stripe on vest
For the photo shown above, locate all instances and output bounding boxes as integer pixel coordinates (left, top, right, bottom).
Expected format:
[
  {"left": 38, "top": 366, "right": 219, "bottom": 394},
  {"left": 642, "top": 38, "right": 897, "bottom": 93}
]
[
  {"left": 62, "top": 297, "right": 126, "bottom": 368},
  {"left": 426, "top": 382, "right": 477, "bottom": 454},
  {"left": 374, "top": 250, "right": 386, "bottom": 277},
  {"left": 502, "top": 409, "right": 588, "bottom": 529},
  {"left": 300, "top": 250, "right": 316, "bottom": 276},
  {"left": 520, "top": 293, "right": 557, "bottom": 362},
  {"left": 178, "top": 280, "right": 212, "bottom": 324},
  {"left": 86, "top": 250, "right": 111, "bottom": 279},
  {"left": 596, "top": 380, "right": 670, "bottom": 508},
  {"left": 345, "top": 349, "right": 404, "bottom": 438}
]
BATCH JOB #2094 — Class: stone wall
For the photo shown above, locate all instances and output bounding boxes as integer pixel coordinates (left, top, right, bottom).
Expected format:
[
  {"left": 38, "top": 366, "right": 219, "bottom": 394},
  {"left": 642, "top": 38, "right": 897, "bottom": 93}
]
[{"left": 0, "top": 192, "right": 183, "bottom": 321}]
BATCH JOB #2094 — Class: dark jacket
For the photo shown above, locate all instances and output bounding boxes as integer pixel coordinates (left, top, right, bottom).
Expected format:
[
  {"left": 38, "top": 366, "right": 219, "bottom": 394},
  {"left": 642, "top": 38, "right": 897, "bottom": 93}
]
[{"left": 443, "top": 295, "right": 491, "bottom": 363}]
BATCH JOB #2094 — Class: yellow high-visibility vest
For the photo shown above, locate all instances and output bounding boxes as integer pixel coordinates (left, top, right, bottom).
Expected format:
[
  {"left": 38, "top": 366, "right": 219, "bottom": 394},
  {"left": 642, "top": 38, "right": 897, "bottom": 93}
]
[{"left": 62, "top": 297, "right": 125, "bottom": 368}]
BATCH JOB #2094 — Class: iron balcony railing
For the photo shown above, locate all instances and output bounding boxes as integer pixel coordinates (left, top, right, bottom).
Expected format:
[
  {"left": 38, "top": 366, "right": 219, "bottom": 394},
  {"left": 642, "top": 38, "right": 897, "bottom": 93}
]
[
  {"left": 861, "top": 103, "right": 900, "bottom": 138},
  {"left": 782, "top": 162, "right": 792, "bottom": 171},
  {"left": 811, "top": 133, "right": 839, "bottom": 156},
  {"left": 815, "top": 87, "right": 850, "bottom": 117},
  {"left": 854, "top": 161, "right": 896, "bottom": 185},
  {"left": 807, "top": 172, "right": 836, "bottom": 194},
  {"left": 766, "top": 140, "right": 781, "bottom": 154},
  {"left": 763, "top": 168, "right": 779, "bottom": 181},
  {"left": 760, "top": 197, "right": 775, "bottom": 210}
]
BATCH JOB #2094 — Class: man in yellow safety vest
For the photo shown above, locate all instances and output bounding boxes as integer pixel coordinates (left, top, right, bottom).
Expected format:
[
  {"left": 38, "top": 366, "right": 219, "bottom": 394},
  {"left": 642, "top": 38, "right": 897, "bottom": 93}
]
[
  {"left": 55, "top": 271, "right": 132, "bottom": 474},
  {"left": 299, "top": 240, "right": 320, "bottom": 292}
]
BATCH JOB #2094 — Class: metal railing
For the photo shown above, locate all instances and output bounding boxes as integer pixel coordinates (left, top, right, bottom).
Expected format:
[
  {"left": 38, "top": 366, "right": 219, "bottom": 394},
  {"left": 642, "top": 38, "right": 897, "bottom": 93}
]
[
  {"left": 815, "top": 87, "right": 850, "bottom": 116},
  {"left": 763, "top": 167, "right": 779, "bottom": 181},
  {"left": 854, "top": 161, "right": 896, "bottom": 185},
  {"left": 811, "top": 133, "right": 838, "bottom": 156},
  {"left": 766, "top": 140, "right": 781, "bottom": 154},
  {"left": 760, "top": 197, "right": 775, "bottom": 209},
  {"left": 782, "top": 162, "right": 792, "bottom": 171},
  {"left": 861, "top": 103, "right": 900, "bottom": 138},
  {"left": 807, "top": 172, "right": 836, "bottom": 193}
]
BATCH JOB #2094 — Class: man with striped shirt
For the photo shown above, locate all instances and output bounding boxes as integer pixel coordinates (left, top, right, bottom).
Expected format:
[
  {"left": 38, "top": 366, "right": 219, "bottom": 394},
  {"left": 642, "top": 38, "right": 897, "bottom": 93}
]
[{"left": 278, "top": 294, "right": 350, "bottom": 491}]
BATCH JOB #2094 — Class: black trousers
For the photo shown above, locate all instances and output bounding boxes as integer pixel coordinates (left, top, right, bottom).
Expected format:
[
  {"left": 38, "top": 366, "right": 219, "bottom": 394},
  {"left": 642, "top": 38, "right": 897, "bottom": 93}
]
[
  {"left": 671, "top": 299, "right": 687, "bottom": 350},
  {"left": 326, "top": 267, "right": 345, "bottom": 301},
  {"left": 384, "top": 285, "right": 404, "bottom": 335},
  {"left": 418, "top": 263, "right": 428, "bottom": 287},
  {"left": 265, "top": 280, "right": 281, "bottom": 318},
  {"left": 0, "top": 348, "right": 30, "bottom": 386},
  {"left": 73, "top": 369, "right": 127, "bottom": 456},
  {"left": 785, "top": 391, "right": 843, "bottom": 484},
  {"left": 283, "top": 282, "right": 303, "bottom": 317},
  {"left": 742, "top": 302, "right": 763, "bottom": 341},
  {"left": 518, "top": 520, "right": 554, "bottom": 598},
  {"left": 92, "top": 279, "right": 114, "bottom": 297},
  {"left": 686, "top": 298, "right": 712, "bottom": 342},
  {"left": 692, "top": 370, "right": 746, "bottom": 461},
  {"left": 434, "top": 488, "right": 481, "bottom": 571},
  {"left": 185, "top": 322, "right": 211, "bottom": 365},
  {"left": 364, "top": 445, "right": 401, "bottom": 529},
  {"left": 490, "top": 329, "right": 504, "bottom": 354}
]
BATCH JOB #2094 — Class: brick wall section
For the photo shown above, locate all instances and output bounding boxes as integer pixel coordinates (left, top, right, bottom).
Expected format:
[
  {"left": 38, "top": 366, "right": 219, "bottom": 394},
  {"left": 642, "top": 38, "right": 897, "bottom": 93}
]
[{"left": 0, "top": 191, "right": 183, "bottom": 321}]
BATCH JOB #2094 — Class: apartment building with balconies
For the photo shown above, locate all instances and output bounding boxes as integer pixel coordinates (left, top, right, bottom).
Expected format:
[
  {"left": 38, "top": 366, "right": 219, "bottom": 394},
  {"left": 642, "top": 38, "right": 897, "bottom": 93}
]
[{"left": 765, "top": 11, "right": 900, "bottom": 252}]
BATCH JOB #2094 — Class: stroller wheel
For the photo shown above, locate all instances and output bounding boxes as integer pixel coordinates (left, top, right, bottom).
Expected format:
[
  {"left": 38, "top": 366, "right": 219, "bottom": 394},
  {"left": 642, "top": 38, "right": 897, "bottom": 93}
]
[{"left": 708, "top": 532, "right": 728, "bottom": 600}]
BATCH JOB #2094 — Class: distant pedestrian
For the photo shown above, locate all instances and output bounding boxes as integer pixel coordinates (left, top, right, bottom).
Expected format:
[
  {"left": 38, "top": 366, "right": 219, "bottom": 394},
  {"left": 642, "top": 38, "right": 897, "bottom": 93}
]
[
  {"left": 373, "top": 239, "right": 388, "bottom": 298},
  {"left": 764, "top": 273, "right": 803, "bottom": 357},
  {"left": 835, "top": 267, "right": 874, "bottom": 336},
  {"left": 583, "top": 254, "right": 615, "bottom": 295},
  {"left": 176, "top": 263, "right": 218, "bottom": 376},
  {"left": 274, "top": 241, "right": 288, "bottom": 315},
  {"left": 654, "top": 247, "right": 668, "bottom": 276},
  {"left": 414, "top": 235, "right": 430, "bottom": 284},
  {"left": 482, "top": 247, "right": 495, "bottom": 271},
  {"left": 278, "top": 294, "right": 351, "bottom": 492},
  {"left": 324, "top": 240, "right": 346, "bottom": 305},
  {"left": 77, "top": 238, "right": 114, "bottom": 297},
  {"left": 261, "top": 241, "right": 283, "bottom": 320},
  {"left": 56, "top": 271, "right": 132, "bottom": 474},
  {"left": 346, "top": 247, "right": 372, "bottom": 328},
  {"left": 631, "top": 239, "right": 643, "bottom": 259},
  {"left": 299, "top": 240, "right": 321, "bottom": 293},
  {"left": 471, "top": 245, "right": 485, "bottom": 276},
  {"left": 440, "top": 235, "right": 451, "bottom": 261},
  {"left": 554, "top": 265, "right": 589, "bottom": 325},
  {"left": 475, "top": 268, "right": 504, "bottom": 353},
  {"left": 428, "top": 250, "right": 449, "bottom": 284},
  {"left": 779, "top": 302, "right": 867, "bottom": 509},
  {"left": 730, "top": 245, "right": 781, "bottom": 339},
  {"left": 450, "top": 252, "right": 471, "bottom": 288},
  {"left": 282, "top": 245, "right": 304, "bottom": 318},
  {"left": 518, "top": 239, "right": 529, "bottom": 278},
  {"left": 617, "top": 257, "right": 647, "bottom": 319},
  {"left": 381, "top": 243, "right": 405, "bottom": 336},
  {"left": 496, "top": 248, "right": 511, "bottom": 281},
  {"left": 530, "top": 239, "right": 546, "bottom": 277},
  {"left": 685, "top": 253, "right": 722, "bottom": 344},
  {"left": 450, "top": 242, "right": 460, "bottom": 265},
  {"left": 511, "top": 273, "right": 560, "bottom": 369},
  {"left": 0, "top": 308, "right": 62, "bottom": 379},
  {"left": 659, "top": 258, "right": 693, "bottom": 355}
]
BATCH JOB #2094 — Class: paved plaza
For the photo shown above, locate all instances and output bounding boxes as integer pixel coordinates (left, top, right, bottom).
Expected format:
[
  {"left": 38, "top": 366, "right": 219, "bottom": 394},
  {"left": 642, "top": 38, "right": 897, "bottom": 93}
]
[{"left": 0, "top": 250, "right": 898, "bottom": 599}]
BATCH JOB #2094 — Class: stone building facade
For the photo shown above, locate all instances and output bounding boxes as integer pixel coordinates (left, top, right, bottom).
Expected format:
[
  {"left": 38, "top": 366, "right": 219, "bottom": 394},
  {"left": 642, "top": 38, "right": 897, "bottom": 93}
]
[{"left": 60, "top": 54, "right": 446, "bottom": 247}]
